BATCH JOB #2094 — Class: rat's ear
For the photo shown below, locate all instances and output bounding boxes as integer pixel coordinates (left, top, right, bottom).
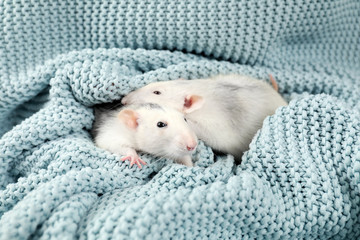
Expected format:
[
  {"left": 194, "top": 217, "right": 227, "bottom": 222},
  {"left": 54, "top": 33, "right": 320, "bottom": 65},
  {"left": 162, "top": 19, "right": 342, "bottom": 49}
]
[
  {"left": 118, "top": 109, "right": 139, "bottom": 129},
  {"left": 183, "top": 95, "right": 204, "bottom": 113}
]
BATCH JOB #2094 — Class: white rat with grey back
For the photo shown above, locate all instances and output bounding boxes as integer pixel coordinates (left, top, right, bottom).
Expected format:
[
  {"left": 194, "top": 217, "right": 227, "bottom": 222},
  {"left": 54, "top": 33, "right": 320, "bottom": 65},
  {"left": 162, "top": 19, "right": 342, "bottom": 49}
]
[
  {"left": 121, "top": 74, "right": 287, "bottom": 162},
  {"left": 92, "top": 103, "right": 198, "bottom": 168}
]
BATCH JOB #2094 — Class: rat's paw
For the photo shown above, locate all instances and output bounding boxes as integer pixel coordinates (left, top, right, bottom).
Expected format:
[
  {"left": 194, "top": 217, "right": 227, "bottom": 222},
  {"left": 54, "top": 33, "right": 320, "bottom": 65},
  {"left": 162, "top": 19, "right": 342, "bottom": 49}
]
[
  {"left": 177, "top": 155, "right": 194, "bottom": 167},
  {"left": 120, "top": 154, "right": 147, "bottom": 169}
]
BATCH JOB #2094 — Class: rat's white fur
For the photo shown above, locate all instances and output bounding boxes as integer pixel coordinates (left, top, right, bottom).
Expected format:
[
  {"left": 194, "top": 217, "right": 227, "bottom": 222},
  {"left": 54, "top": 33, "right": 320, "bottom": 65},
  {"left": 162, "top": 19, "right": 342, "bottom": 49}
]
[
  {"left": 122, "top": 74, "right": 288, "bottom": 161},
  {"left": 94, "top": 104, "right": 197, "bottom": 167}
]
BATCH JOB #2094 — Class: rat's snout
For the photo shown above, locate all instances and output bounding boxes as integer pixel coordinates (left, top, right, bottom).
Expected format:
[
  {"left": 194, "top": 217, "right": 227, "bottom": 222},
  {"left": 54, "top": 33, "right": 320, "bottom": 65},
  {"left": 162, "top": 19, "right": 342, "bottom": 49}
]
[
  {"left": 186, "top": 144, "right": 196, "bottom": 151},
  {"left": 122, "top": 91, "right": 139, "bottom": 105},
  {"left": 186, "top": 138, "right": 197, "bottom": 152},
  {"left": 121, "top": 95, "right": 128, "bottom": 105},
  {"left": 177, "top": 132, "right": 198, "bottom": 153}
]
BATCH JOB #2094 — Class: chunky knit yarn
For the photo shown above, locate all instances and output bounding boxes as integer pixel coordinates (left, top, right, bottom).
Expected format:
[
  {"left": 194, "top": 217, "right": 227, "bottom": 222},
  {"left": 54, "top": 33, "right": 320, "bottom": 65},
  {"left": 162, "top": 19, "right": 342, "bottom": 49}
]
[{"left": 0, "top": 1, "right": 359, "bottom": 239}]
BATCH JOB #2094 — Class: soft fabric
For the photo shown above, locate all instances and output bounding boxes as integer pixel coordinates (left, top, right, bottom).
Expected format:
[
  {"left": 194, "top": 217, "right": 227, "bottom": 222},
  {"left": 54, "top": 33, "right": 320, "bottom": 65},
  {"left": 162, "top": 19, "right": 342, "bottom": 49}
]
[{"left": 1, "top": 0, "right": 359, "bottom": 239}]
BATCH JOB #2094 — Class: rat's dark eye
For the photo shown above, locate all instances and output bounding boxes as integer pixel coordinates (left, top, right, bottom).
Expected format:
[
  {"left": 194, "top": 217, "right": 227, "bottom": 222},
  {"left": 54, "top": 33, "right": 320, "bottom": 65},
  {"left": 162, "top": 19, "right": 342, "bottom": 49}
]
[
  {"left": 157, "top": 121, "right": 167, "bottom": 128},
  {"left": 184, "top": 118, "right": 187, "bottom": 122},
  {"left": 153, "top": 91, "right": 161, "bottom": 95}
]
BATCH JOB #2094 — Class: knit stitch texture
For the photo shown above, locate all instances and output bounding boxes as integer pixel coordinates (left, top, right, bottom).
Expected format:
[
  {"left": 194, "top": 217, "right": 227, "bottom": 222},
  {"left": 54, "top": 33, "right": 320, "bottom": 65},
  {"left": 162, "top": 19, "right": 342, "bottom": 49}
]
[{"left": 0, "top": 0, "right": 360, "bottom": 239}]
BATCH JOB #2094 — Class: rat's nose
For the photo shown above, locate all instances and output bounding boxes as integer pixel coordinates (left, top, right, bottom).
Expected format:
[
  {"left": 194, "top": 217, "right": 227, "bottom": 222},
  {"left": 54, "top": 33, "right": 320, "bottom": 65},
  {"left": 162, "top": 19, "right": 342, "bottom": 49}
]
[{"left": 186, "top": 143, "right": 197, "bottom": 151}]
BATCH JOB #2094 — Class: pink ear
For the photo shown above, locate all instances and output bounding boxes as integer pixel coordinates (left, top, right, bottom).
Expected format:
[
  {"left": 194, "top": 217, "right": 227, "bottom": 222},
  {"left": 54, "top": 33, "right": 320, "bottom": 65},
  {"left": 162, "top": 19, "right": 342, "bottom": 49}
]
[
  {"left": 183, "top": 95, "right": 204, "bottom": 113},
  {"left": 118, "top": 109, "right": 139, "bottom": 129}
]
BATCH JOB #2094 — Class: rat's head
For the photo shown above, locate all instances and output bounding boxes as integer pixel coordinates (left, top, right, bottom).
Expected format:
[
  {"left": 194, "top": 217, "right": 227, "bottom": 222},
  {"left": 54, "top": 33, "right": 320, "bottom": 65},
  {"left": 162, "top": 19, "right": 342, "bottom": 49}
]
[
  {"left": 117, "top": 103, "right": 198, "bottom": 163},
  {"left": 121, "top": 80, "right": 204, "bottom": 114}
]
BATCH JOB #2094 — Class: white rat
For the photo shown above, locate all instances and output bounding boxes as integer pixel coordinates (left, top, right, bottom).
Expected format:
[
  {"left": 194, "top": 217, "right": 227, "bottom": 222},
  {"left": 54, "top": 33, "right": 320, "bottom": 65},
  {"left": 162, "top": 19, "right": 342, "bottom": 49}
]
[
  {"left": 121, "top": 74, "right": 287, "bottom": 162},
  {"left": 92, "top": 103, "right": 198, "bottom": 168}
]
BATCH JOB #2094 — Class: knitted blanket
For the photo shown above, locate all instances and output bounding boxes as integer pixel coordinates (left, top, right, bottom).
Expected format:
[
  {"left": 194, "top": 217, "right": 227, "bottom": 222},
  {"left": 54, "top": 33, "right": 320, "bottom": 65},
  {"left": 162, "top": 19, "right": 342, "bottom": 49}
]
[{"left": 1, "top": 1, "right": 359, "bottom": 239}]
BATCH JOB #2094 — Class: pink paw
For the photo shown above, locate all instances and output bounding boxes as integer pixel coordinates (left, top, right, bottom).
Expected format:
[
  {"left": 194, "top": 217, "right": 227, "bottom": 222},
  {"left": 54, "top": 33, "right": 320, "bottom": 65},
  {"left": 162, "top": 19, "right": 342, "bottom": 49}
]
[{"left": 120, "top": 155, "right": 146, "bottom": 169}]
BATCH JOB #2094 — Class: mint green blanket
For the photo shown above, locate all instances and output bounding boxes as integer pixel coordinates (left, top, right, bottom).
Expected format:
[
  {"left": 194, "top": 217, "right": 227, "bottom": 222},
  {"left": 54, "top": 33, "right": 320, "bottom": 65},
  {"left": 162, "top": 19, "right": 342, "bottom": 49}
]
[{"left": 1, "top": 1, "right": 359, "bottom": 239}]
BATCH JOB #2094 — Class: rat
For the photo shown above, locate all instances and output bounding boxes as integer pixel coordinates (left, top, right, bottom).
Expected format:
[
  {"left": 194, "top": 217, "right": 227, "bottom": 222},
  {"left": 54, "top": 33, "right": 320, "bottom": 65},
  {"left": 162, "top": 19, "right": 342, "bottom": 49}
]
[
  {"left": 92, "top": 103, "right": 198, "bottom": 168},
  {"left": 121, "top": 74, "right": 288, "bottom": 162}
]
